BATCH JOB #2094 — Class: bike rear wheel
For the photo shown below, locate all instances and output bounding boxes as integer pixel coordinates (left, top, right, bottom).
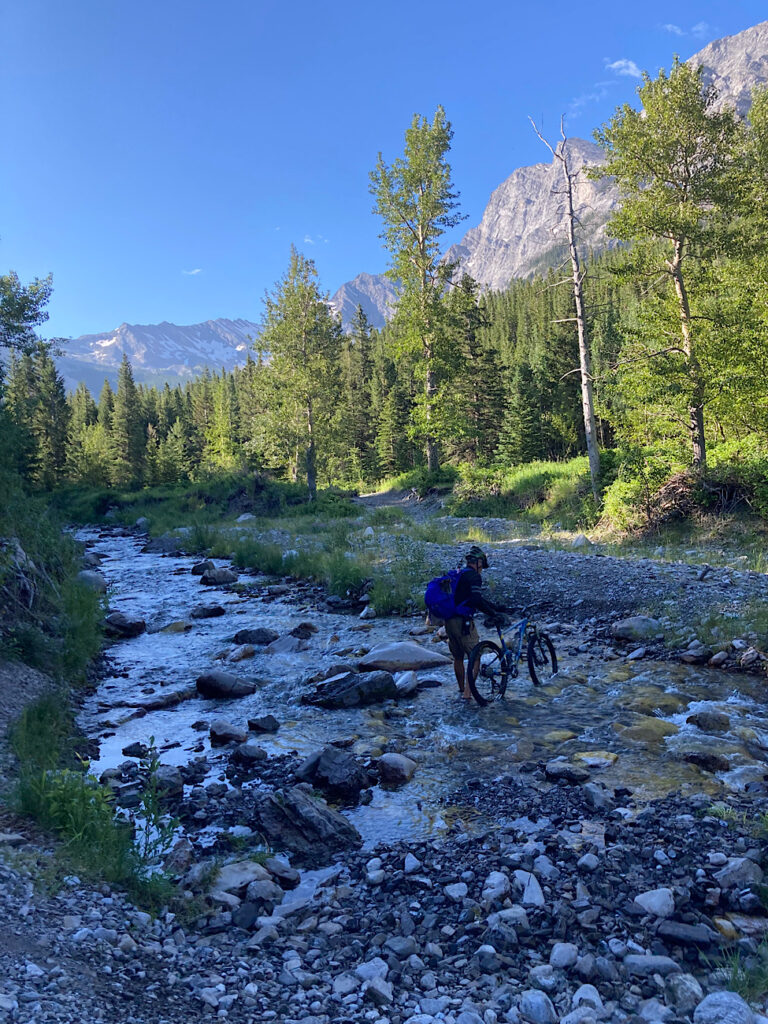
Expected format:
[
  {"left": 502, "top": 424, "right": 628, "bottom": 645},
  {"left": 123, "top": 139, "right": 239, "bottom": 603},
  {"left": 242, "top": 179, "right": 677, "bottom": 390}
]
[
  {"left": 526, "top": 633, "right": 558, "bottom": 686},
  {"left": 467, "top": 640, "right": 509, "bottom": 706}
]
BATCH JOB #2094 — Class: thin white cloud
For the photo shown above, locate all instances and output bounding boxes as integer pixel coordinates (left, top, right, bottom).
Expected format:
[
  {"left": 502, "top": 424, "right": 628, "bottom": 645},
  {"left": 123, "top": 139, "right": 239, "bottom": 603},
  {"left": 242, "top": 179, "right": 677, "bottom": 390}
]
[
  {"left": 606, "top": 58, "right": 642, "bottom": 79},
  {"left": 691, "top": 21, "right": 711, "bottom": 39},
  {"left": 182, "top": 268, "right": 202, "bottom": 275},
  {"left": 303, "top": 234, "right": 315, "bottom": 245},
  {"left": 663, "top": 23, "right": 685, "bottom": 36},
  {"left": 661, "top": 21, "right": 712, "bottom": 40}
]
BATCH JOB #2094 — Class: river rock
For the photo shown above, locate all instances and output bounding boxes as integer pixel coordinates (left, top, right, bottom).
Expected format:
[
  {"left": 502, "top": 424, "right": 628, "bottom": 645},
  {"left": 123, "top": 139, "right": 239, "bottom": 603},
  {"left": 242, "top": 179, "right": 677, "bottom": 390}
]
[
  {"left": 358, "top": 641, "right": 452, "bottom": 672},
  {"left": 686, "top": 710, "right": 730, "bottom": 733},
  {"left": 141, "top": 534, "right": 182, "bottom": 554},
  {"left": 234, "top": 627, "right": 280, "bottom": 646},
  {"left": 196, "top": 670, "right": 258, "bottom": 698},
  {"left": 378, "top": 752, "right": 417, "bottom": 786},
  {"left": 482, "top": 870, "right": 511, "bottom": 902},
  {"left": 545, "top": 758, "right": 590, "bottom": 783},
  {"left": 520, "top": 988, "right": 558, "bottom": 1023},
  {"left": 201, "top": 567, "right": 239, "bottom": 586},
  {"left": 191, "top": 559, "right": 215, "bottom": 575},
  {"left": 209, "top": 719, "right": 248, "bottom": 745},
  {"left": 104, "top": 611, "right": 147, "bottom": 639},
  {"left": 634, "top": 887, "right": 675, "bottom": 918},
  {"left": 228, "top": 644, "right": 255, "bottom": 662},
  {"left": 713, "top": 857, "right": 764, "bottom": 888},
  {"left": 247, "top": 714, "right": 280, "bottom": 733},
  {"left": 665, "top": 974, "right": 704, "bottom": 1015},
  {"left": 252, "top": 783, "right": 362, "bottom": 864},
  {"left": 213, "top": 859, "right": 271, "bottom": 895},
  {"left": 232, "top": 740, "right": 268, "bottom": 763},
  {"left": 514, "top": 871, "right": 546, "bottom": 907},
  {"left": 624, "top": 954, "right": 681, "bottom": 977},
  {"left": 77, "top": 569, "right": 107, "bottom": 593},
  {"left": 190, "top": 603, "right": 226, "bottom": 618},
  {"left": 154, "top": 764, "right": 183, "bottom": 796},
  {"left": 612, "top": 616, "right": 661, "bottom": 641},
  {"left": 303, "top": 670, "right": 399, "bottom": 708},
  {"left": 658, "top": 920, "right": 718, "bottom": 946},
  {"left": 693, "top": 991, "right": 755, "bottom": 1024},
  {"left": 266, "top": 635, "right": 310, "bottom": 655},
  {"left": 682, "top": 750, "right": 731, "bottom": 773},
  {"left": 295, "top": 745, "right": 375, "bottom": 803},
  {"left": 291, "top": 621, "right": 319, "bottom": 639}
]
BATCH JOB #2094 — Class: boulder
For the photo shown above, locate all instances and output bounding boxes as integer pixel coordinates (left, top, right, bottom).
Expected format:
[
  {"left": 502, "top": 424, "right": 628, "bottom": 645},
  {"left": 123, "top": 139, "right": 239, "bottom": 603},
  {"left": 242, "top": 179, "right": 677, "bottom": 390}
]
[
  {"left": 378, "top": 752, "right": 417, "bottom": 786},
  {"left": 196, "top": 670, "right": 259, "bottom": 699},
  {"left": 210, "top": 719, "right": 248, "bottom": 746},
  {"left": 213, "top": 859, "right": 271, "bottom": 895},
  {"left": 141, "top": 534, "right": 182, "bottom": 554},
  {"left": 191, "top": 560, "right": 215, "bottom": 575},
  {"left": 229, "top": 644, "right": 255, "bottom": 662},
  {"left": 251, "top": 783, "right": 362, "bottom": 865},
  {"left": 135, "top": 517, "right": 150, "bottom": 532},
  {"left": 247, "top": 714, "right": 280, "bottom": 733},
  {"left": 233, "top": 627, "right": 280, "bottom": 646},
  {"left": 232, "top": 740, "right": 268, "bottom": 763},
  {"left": 713, "top": 857, "right": 764, "bottom": 889},
  {"left": 686, "top": 710, "right": 730, "bottom": 733},
  {"left": 201, "top": 567, "right": 239, "bottom": 586},
  {"left": 612, "top": 616, "right": 662, "bottom": 642},
  {"left": 154, "top": 764, "right": 183, "bottom": 796},
  {"left": 104, "top": 611, "right": 146, "bottom": 639},
  {"left": 624, "top": 954, "right": 681, "bottom": 977},
  {"left": 265, "top": 635, "right": 309, "bottom": 655},
  {"left": 682, "top": 751, "right": 731, "bottom": 773},
  {"left": 693, "top": 991, "right": 755, "bottom": 1024},
  {"left": 190, "top": 604, "right": 226, "bottom": 619},
  {"left": 634, "top": 887, "right": 675, "bottom": 919},
  {"left": 545, "top": 759, "right": 590, "bottom": 784},
  {"left": 291, "top": 621, "right": 319, "bottom": 639},
  {"left": 295, "top": 745, "right": 375, "bottom": 803},
  {"left": 358, "top": 641, "right": 452, "bottom": 672},
  {"left": 302, "top": 670, "right": 399, "bottom": 709},
  {"left": 77, "top": 570, "right": 107, "bottom": 593}
]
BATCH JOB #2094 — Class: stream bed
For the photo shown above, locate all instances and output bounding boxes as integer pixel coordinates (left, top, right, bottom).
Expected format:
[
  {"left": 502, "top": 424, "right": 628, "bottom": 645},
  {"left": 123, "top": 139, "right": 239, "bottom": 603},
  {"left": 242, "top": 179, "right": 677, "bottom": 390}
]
[{"left": 78, "top": 528, "right": 768, "bottom": 848}]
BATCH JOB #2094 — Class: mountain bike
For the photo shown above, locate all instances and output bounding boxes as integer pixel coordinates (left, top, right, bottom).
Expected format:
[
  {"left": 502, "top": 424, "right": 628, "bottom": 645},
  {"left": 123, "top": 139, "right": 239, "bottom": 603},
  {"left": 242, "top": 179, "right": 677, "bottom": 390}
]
[{"left": 467, "top": 608, "right": 558, "bottom": 706}]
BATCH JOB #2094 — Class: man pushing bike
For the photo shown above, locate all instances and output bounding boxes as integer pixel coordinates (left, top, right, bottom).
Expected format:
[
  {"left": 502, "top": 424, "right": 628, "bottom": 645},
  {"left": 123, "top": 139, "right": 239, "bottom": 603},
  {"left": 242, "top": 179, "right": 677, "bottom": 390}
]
[{"left": 428, "top": 545, "right": 510, "bottom": 701}]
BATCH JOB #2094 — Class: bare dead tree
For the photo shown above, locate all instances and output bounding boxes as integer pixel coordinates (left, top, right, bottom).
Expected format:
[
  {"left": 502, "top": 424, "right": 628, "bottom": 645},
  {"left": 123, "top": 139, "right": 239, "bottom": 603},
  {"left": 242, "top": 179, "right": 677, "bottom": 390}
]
[{"left": 530, "top": 116, "right": 601, "bottom": 506}]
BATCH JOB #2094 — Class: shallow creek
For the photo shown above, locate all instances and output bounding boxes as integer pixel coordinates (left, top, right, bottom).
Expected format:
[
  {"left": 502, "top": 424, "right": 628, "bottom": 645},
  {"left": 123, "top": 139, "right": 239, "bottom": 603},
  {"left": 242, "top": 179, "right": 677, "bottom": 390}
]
[{"left": 78, "top": 529, "right": 768, "bottom": 847}]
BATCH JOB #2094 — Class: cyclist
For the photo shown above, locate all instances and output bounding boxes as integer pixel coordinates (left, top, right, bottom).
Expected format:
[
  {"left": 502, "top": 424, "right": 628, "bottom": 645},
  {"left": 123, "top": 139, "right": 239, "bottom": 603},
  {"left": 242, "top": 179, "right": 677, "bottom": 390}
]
[{"left": 446, "top": 545, "right": 509, "bottom": 700}]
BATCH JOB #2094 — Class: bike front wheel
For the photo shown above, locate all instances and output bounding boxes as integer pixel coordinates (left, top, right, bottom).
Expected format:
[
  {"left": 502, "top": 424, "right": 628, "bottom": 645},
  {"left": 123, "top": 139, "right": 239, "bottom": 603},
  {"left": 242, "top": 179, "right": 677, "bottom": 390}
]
[
  {"left": 467, "top": 640, "right": 509, "bottom": 706},
  {"left": 526, "top": 633, "right": 558, "bottom": 686}
]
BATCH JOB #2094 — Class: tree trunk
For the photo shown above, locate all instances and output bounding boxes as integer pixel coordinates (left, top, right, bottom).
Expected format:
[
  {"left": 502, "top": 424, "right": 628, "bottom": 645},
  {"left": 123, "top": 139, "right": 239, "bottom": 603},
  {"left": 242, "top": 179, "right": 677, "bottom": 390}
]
[
  {"left": 560, "top": 154, "right": 600, "bottom": 505},
  {"left": 425, "top": 348, "right": 440, "bottom": 472},
  {"left": 306, "top": 399, "right": 317, "bottom": 501},
  {"left": 669, "top": 241, "right": 706, "bottom": 469}
]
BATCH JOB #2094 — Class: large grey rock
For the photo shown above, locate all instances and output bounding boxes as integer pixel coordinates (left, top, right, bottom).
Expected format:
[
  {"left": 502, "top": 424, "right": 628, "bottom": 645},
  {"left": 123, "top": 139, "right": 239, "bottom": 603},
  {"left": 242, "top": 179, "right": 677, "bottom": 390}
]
[
  {"left": 378, "top": 752, "right": 417, "bottom": 786},
  {"left": 213, "top": 859, "right": 271, "bottom": 895},
  {"left": 265, "top": 635, "right": 309, "bottom": 655},
  {"left": 520, "top": 988, "right": 558, "bottom": 1024},
  {"left": 77, "top": 570, "right": 107, "bottom": 593},
  {"left": 252, "top": 783, "right": 362, "bottom": 865},
  {"left": 303, "top": 670, "right": 399, "bottom": 709},
  {"left": 104, "top": 611, "right": 146, "bottom": 639},
  {"left": 200, "top": 567, "right": 238, "bottom": 586},
  {"left": 295, "top": 745, "right": 375, "bottom": 803},
  {"left": 693, "top": 991, "right": 755, "bottom": 1024},
  {"left": 612, "top": 616, "right": 661, "bottom": 641},
  {"left": 624, "top": 954, "right": 681, "bottom": 977},
  {"left": 665, "top": 974, "right": 704, "bottom": 1015},
  {"left": 196, "top": 670, "right": 258, "bottom": 699},
  {"left": 234, "top": 626, "right": 280, "bottom": 646},
  {"left": 358, "top": 641, "right": 452, "bottom": 672},
  {"left": 713, "top": 857, "right": 764, "bottom": 888},
  {"left": 209, "top": 718, "right": 248, "bottom": 746},
  {"left": 189, "top": 603, "right": 226, "bottom": 619},
  {"left": 634, "top": 887, "right": 675, "bottom": 919}
]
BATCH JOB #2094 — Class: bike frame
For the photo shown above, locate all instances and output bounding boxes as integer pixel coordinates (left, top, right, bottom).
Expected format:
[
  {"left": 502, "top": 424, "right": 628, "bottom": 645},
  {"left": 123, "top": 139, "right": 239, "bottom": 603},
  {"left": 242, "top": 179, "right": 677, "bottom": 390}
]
[{"left": 494, "top": 616, "right": 529, "bottom": 673}]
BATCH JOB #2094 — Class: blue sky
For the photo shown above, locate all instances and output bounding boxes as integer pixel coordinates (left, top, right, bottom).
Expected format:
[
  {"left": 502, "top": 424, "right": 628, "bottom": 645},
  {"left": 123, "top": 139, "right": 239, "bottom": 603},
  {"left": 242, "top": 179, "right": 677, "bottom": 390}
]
[{"left": 2, "top": 0, "right": 766, "bottom": 339}]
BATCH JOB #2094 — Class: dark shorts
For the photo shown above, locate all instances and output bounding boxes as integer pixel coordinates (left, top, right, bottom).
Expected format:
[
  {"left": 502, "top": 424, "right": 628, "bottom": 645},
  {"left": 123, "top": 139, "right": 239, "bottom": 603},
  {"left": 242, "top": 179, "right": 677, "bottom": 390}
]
[{"left": 445, "top": 616, "right": 479, "bottom": 660}]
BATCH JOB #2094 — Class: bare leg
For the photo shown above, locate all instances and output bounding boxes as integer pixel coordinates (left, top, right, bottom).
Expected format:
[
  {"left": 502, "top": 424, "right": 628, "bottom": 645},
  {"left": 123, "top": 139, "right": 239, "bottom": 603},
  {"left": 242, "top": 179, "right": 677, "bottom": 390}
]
[{"left": 454, "top": 657, "right": 472, "bottom": 699}]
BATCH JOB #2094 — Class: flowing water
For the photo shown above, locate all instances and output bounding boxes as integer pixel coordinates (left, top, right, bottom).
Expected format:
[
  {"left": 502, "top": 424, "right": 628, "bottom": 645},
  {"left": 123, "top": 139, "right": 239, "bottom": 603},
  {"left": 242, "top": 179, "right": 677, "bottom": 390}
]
[{"left": 78, "top": 529, "right": 768, "bottom": 847}]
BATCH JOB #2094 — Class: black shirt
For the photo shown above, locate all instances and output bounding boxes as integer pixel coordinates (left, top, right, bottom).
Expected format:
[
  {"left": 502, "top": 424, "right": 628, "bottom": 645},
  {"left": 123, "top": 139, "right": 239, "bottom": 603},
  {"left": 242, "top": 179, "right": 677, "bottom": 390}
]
[{"left": 453, "top": 566, "right": 503, "bottom": 617}]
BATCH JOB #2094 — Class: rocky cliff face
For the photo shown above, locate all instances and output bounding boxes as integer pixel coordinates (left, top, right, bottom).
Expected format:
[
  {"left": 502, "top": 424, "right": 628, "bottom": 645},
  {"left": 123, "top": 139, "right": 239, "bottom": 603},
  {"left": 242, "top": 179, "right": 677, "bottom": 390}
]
[
  {"left": 694, "top": 19, "right": 768, "bottom": 114},
  {"left": 329, "top": 272, "right": 398, "bottom": 330},
  {"left": 337, "top": 20, "right": 768, "bottom": 321}
]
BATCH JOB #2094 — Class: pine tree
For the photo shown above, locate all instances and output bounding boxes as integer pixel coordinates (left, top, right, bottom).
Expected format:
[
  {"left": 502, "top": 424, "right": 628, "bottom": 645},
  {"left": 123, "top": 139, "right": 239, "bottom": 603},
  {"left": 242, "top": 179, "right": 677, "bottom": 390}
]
[{"left": 110, "top": 355, "right": 145, "bottom": 486}]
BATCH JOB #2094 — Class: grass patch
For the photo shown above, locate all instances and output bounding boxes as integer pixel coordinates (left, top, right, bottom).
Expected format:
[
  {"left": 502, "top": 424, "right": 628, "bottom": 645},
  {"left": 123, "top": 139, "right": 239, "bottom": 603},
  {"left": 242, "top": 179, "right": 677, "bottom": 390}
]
[
  {"left": 53, "top": 474, "right": 357, "bottom": 534},
  {"left": 717, "top": 942, "right": 768, "bottom": 1002},
  {"left": 373, "top": 466, "right": 459, "bottom": 498},
  {"left": 448, "top": 458, "right": 595, "bottom": 528},
  {"left": 8, "top": 694, "right": 179, "bottom": 910}
]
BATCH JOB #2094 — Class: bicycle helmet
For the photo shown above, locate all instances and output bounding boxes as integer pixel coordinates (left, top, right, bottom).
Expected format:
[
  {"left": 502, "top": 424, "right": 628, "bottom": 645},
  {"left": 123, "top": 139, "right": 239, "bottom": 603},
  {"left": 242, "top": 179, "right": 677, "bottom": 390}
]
[{"left": 466, "top": 545, "right": 489, "bottom": 569}]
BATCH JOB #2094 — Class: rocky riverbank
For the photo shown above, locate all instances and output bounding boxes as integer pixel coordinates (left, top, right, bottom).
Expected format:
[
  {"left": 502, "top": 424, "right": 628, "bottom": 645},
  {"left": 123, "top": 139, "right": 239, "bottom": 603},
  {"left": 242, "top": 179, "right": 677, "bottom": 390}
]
[{"left": 2, "top": 519, "right": 768, "bottom": 1023}]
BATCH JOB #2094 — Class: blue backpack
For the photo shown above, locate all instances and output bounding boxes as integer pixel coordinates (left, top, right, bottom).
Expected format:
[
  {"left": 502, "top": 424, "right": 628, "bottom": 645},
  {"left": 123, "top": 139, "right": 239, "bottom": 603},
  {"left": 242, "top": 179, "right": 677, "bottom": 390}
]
[{"left": 424, "top": 569, "right": 473, "bottom": 621}]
